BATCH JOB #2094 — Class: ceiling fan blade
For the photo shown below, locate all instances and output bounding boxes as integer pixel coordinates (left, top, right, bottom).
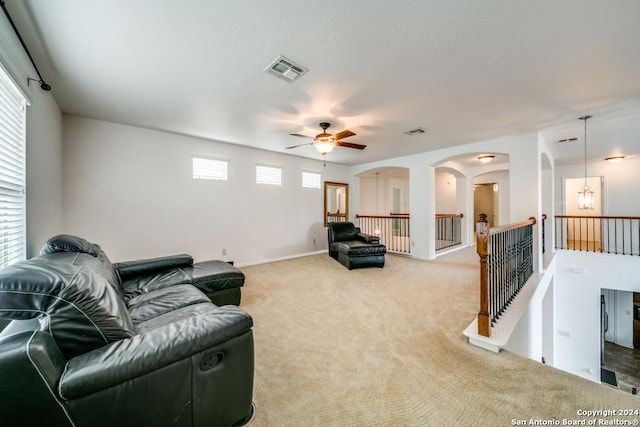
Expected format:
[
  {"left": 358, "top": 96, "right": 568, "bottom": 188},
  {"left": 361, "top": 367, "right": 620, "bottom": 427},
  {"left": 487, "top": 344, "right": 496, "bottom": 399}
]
[
  {"left": 289, "top": 133, "right": 313, "bottom": 139},
  {"left": 336, "top": 140, "right": 366, "bottom": 150},
  {"left": 333, "top": 129, "right": 356, "bottom": 140},
  {"left": 285, "top": 142, "right": 313, "bottom": 149}
]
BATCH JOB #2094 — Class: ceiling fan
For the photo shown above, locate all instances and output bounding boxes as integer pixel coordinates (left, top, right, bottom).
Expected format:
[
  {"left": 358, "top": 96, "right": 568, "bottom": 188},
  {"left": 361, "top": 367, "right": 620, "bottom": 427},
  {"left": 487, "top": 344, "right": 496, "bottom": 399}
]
[{"left": 286, "top": 122, "right": 366, "bottom": 156}]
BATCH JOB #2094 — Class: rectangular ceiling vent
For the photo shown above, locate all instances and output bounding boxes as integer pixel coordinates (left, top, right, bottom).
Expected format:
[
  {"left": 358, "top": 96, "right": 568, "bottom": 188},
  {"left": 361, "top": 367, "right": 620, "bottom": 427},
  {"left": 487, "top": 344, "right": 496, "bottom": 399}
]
[
  {"left": 264, "top": 55, "right": 308, "bottom": 83},
  {"left": 557, "top": 137, "right": 578, "bottom": 143},
  {"left": 404, "top": 127, "right": 425, "bottom": 136}
]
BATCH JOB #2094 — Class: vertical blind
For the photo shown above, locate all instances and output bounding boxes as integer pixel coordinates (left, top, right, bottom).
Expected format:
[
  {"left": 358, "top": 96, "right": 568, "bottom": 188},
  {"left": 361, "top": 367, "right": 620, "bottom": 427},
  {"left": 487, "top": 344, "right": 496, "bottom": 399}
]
[{"left": 0, "top": 65, "right": 26, "bottom": 268}]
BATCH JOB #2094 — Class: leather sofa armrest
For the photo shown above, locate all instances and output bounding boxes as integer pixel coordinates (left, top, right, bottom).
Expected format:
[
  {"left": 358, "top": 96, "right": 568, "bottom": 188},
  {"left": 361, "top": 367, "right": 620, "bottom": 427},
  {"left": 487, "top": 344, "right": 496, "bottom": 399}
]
[
  {"left": 356, "top": 233, "right": 380, "bottom": 244},
  {"left": 114, "top": 254, "right": 194, "bottom": 280},
  {"left": 60, "top": 305, "right": 252, "bottom": 399}
]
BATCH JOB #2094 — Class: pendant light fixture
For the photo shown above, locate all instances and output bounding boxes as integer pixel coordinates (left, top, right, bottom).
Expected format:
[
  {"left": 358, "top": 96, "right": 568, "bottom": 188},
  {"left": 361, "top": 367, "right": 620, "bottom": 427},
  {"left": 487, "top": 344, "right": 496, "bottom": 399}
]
[{"left": 578, "top": 115, "right": 594, "bottom": 210}]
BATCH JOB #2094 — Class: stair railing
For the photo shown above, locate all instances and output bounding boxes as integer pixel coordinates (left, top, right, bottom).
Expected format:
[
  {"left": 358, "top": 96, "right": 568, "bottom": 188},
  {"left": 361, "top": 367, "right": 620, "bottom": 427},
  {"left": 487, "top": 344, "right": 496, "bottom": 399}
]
[{"left": 476, "top": 215, "right": 536, "bottom": 337}]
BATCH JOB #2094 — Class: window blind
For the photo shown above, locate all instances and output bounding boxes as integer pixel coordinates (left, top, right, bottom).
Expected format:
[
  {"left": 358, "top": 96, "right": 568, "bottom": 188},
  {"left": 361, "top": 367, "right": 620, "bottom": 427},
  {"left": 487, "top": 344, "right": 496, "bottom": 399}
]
[
  {"left": 302, "top": 171, "right": 321, "bottom": 189},
  {"left": 0, "top": 65, "right": 27, "bottom": 268},
  {"left": 192, "top": 157, "right": 228, "bottom": 180},
  {"left": 256, "top": 165, "right": 282, "bottom": 186}
]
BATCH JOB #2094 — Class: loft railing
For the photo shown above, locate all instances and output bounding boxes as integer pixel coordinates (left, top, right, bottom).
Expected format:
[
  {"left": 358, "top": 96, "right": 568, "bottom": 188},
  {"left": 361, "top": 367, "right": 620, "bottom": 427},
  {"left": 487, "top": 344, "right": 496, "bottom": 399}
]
[
  {"left": 476, "top": 216, "right": 536, "bottom": 337},
  {"left": 555, "top": 215, "right": 640, "bottom": 256},
  {"left": 356, "top": 214, "right": 410, "bottom": 253},
  {"left": 436, "top": 213, "right": 464, "bottom": 251}
]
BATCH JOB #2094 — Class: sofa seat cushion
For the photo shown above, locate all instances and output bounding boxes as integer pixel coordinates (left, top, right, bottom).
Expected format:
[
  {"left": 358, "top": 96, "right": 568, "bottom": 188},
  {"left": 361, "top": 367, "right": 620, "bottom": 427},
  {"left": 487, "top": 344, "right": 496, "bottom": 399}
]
[
  {"left": 331, "top": 241, "right": 387, "bottom": 257},
  {"left": 127, "top": 285, "right": 210, "bottom": 324},
  {"left": 134, "top": 302, "right": 216, "bottom": 334},
  {"left": 122, "top": 269, "right": 192, "bottom": 301}
]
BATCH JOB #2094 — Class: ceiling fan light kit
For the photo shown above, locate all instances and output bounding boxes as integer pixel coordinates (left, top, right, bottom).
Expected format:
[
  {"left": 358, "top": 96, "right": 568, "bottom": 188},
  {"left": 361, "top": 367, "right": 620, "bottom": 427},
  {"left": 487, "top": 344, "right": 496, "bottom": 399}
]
[{"left": 287, "top": 122, "right": 366, "bottom": 160}]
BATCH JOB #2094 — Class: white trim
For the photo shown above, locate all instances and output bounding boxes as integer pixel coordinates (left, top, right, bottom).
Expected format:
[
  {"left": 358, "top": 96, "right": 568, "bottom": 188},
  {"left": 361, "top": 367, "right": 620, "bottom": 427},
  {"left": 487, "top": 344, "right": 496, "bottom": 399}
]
[{"left": 235, "top": 250, "right": 326, "bottom": 268}]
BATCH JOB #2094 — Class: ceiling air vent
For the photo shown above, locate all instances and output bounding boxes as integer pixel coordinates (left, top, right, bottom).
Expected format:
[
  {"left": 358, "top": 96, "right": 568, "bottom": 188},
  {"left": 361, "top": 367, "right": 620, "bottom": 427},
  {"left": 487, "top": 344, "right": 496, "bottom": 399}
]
[
  {"left": 264, "top": 55, "right": 308, "bottom": 83},
  {"left": 557, "top": 137, "right": 578, "bottom": 143},
  {"left": 404, "top": 127, "right": 425, "bottom": 136}
]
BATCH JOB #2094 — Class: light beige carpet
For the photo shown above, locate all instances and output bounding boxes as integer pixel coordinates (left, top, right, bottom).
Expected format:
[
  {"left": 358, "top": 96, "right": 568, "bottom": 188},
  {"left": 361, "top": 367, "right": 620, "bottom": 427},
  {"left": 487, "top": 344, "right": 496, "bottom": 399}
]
[{"left": 240, "top": 249, "right": 638, "bottom": 426}]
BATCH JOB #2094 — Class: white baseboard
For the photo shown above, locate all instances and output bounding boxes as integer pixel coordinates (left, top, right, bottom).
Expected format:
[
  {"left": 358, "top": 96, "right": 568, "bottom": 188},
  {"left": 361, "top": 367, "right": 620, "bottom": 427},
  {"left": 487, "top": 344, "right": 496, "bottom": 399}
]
[{"left": 234, "top": 250, "right": 327, "bottom": 268}]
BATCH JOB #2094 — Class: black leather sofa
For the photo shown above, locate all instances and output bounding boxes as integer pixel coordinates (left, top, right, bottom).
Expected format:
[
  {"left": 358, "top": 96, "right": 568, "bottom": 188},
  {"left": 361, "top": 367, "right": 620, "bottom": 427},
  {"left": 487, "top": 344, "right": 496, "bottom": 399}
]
[
  {"left": 0, "top": 235, "right": 254, "bottom": 427},
  {"left": 327, "top": 222, "right": 386, "bottom": 269}
]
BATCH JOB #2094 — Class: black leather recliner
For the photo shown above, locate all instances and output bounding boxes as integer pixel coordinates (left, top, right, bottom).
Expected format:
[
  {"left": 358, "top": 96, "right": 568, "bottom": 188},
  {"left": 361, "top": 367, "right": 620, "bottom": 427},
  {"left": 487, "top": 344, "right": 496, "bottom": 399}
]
[
  {"left": 0, "top": 235, "right": 255, "bottom": 427},
  {"left": 327, "top": 222, "right": 386, "bottom": 269}
]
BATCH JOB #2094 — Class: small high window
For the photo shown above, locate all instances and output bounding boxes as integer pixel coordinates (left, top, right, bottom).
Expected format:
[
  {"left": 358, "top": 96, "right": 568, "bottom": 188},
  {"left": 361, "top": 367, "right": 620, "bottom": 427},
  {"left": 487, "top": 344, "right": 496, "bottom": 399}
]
[
  {"left": 302, "top": 171, "right": 321, "bottom": 189},
  {"left": 192, "top": 157, "right": 228, "bottom": 181},
  {"left": 256, "top": 165, "right": 282, "bottom": 186}
]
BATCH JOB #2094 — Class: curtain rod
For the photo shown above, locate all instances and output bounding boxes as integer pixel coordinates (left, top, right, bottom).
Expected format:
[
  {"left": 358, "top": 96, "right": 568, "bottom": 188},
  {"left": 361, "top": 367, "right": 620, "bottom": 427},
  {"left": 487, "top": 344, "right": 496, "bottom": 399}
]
[{"left": 0, "top": 0, "right": 51, "bottom": 91}]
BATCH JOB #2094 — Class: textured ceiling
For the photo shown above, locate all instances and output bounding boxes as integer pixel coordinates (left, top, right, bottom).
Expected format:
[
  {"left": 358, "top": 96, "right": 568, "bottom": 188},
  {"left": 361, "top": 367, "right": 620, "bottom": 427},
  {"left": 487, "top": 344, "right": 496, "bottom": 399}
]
[{"left": 8, "top": 0, "right": 640, "bottom": 166}]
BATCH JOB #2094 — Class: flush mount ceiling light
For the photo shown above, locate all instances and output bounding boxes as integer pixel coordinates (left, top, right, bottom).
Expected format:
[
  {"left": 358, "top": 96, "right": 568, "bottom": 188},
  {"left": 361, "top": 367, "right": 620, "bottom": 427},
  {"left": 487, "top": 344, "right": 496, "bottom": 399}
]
[
  {"left": 578, "top": 115, "right": 594, "bottom": 210},
  {"left": 478, "top": 155, "right": 495, "bottom": 163},
  {"left": 605, "top": 156, "right": 625, "bottom": 164}
]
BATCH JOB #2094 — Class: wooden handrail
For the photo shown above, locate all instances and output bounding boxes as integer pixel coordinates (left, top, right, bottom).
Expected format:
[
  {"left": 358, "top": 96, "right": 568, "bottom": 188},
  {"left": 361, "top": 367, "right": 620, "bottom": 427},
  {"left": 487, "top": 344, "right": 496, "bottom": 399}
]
[
  {"left": 486, "top": 217, "right": 536, "bottom": 237},
  {"left": 356, "top": 214, "right": 407, "bottom": 219},
  {"left": 436, "top": 213, "right": 464, "bottom": 219}
]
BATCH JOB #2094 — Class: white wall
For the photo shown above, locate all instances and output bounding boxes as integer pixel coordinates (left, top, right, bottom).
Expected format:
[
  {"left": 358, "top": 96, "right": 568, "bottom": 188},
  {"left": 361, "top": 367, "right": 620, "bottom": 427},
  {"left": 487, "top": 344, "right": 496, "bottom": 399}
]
[
  {"left": 25, "top": 90, "right": 64, "bottom": 257},
  {"left": 555, "top": 156, "right": 640, "bottom": 216},
  {"left": 0, "top": 8, "right": 64, "bottom": 258},
  {"left": 62, "top": 116, "right": 351, "bottom": 264},
  {"left": 358, "top": 175, "right": 409, "bottom": 216},
  {"left": 553, "top": 251, "right": 640, "bottom": 382},
  {"left": 435, "top": 169, "right": 457, "bottom": 213}
]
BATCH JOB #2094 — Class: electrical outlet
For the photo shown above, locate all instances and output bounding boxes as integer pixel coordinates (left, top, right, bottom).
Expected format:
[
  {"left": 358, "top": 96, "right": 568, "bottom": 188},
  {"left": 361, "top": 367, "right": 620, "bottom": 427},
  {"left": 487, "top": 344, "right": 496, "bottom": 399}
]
[{"left": 222, "top": 248, "right": 227, "bottom": 256}]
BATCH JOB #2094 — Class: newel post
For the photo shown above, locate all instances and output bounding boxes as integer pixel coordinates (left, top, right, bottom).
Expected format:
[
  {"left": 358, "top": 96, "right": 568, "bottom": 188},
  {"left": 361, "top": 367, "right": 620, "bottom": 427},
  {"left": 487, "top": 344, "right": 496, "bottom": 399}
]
[{"left": 476, "top": 214, "right": 490, "bottom": 337}]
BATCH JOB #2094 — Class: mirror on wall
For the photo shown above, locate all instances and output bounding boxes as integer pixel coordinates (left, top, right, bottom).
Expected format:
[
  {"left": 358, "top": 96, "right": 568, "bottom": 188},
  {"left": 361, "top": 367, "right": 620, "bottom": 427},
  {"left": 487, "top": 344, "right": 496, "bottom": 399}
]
[{"left": 324, "top": 181, "right": 349, "bottom": 226}]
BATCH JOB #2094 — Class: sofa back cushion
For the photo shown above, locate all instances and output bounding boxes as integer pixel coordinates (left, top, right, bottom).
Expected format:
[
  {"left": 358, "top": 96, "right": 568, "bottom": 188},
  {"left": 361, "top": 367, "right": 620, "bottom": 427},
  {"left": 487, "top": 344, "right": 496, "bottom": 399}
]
[
  {"left": 328, "top": 222, "right": 357, "bottom": 242},
  {"left": 0, "top": 252, "right": 135, "bottom": 359},
  {"left": 41, "top": 234, "right": 122, "bottom": 290}
]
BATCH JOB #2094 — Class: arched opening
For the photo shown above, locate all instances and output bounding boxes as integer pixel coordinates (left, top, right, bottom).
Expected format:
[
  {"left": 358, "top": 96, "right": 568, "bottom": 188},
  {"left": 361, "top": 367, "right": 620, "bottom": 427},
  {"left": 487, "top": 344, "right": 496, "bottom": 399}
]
[
  {"left": 356, "top": 167, "right": 410, "bottom": 253},
  {"left": 434, "top": 167, "right": 466, "bottom": 252}
]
